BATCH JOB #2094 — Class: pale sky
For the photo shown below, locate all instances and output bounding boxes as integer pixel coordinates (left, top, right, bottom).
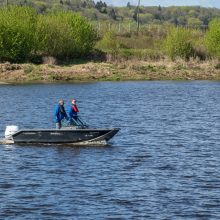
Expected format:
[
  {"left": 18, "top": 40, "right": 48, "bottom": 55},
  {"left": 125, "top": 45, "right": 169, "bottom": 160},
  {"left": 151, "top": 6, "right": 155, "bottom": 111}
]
[{"left": 95, "top": 0, "right": 220, "bottom": 8}]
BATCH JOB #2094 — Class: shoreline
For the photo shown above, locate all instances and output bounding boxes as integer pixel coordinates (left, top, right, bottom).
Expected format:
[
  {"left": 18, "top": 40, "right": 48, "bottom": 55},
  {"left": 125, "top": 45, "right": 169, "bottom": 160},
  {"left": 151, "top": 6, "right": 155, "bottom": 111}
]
[{"left": 0, "top": 60, "right": 219, "bottom": 84}]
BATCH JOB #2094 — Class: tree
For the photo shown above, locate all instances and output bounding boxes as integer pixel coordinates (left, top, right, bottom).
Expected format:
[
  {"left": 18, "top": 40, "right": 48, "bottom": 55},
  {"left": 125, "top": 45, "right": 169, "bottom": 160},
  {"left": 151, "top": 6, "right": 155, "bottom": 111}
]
[
  {"left": 36, "top": 12, "right": 98, "bottom": 58},
  {"left": 103, "top": 2, "right": 107, "bottom": 8},
  {"left": 127, "top": 2, "right": 131, "bottom": 9},
  {"left": 165, "top": 27, "right": 195, "bottom": 60},
  {"left": 95, "top": 1, "right": 107, "bottom": 13},
  {"left": 0, "top": 6, "right": 37, "bottom": 62},
  {"left": 139, "top": 13, "right": 154, "bottom": 24},
  {"left": 82, "top": 1, "right": 87, "bottom": 8},
  {"left": 133, "top": 7, "right": 138, "bottom": 21},
  {"left": 187, "top": 17, "right": 203, "bottom": 27},
  {"left": 95, "top": 1, "right": 104, "bottom": 10},
  {"left": 206, "top": 18, "right": 220, "bottom": 59},
  {"left": 177, "top": 16, "right": 187, "bottom": 25},
  {"left": 109, "top": 8, "right": 116, "bottom": 20},
  {"left": 97, "top": 31, "right": 121, "bottom": 54},
  {"left": 65, "top": 0, "right": 71, "bottom": 6},
  {"left": 158, "top": 5, "right": 162, "bottom": 11}
]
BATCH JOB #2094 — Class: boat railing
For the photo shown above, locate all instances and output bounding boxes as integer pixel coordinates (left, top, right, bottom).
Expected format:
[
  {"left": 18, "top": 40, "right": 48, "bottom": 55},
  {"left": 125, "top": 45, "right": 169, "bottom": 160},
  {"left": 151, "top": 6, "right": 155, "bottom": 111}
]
[{"left": 62, "top": 116, "right": 88, "bottom": 128}]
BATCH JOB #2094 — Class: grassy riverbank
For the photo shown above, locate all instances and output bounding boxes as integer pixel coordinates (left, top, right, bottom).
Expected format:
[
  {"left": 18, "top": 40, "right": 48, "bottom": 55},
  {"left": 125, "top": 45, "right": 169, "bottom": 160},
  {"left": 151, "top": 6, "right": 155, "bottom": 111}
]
[
  {"left": 0, "top": 6, "right": 220, "bottom": 84},
  {"left": 0, "top": 59, "right": 219, "bottom": 84}
]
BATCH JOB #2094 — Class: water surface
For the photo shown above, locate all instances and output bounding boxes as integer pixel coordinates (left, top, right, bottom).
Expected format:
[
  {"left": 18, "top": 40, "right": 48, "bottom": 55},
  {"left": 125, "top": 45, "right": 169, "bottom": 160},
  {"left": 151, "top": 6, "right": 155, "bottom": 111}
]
[{"left": 0, "top": 81, "right": 219, "bottom": 219}]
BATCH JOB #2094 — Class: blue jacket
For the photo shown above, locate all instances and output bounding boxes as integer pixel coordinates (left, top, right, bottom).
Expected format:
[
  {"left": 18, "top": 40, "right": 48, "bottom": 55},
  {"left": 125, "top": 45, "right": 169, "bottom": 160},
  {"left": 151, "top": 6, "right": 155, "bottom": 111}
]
[
  {"left": 68, "top": 104, "right": 78, "bottom": 118},
  {"left": 55, "top": 104, "right": 68, "bottom": 123}
]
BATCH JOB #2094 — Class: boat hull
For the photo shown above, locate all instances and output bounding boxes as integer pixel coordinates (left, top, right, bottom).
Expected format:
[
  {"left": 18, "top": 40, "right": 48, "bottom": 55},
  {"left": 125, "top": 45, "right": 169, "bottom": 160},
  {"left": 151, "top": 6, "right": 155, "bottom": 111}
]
[{"left": 12, "top": 128, "right": 120, "bottom": 145}]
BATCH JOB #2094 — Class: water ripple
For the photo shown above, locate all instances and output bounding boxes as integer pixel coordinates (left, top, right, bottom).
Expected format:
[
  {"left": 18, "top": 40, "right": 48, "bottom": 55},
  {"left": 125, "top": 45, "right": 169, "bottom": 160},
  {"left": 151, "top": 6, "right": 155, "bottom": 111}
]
[{"left": 0, "top": 81, "right": 219, "bottom": 219}]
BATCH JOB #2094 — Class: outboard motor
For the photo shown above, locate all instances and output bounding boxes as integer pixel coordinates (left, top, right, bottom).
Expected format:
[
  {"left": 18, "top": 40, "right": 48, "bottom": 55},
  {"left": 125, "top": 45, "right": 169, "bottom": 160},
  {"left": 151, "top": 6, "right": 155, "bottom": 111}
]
[{"left": 5, "top": 125, "right": 19, "bottom": 140}]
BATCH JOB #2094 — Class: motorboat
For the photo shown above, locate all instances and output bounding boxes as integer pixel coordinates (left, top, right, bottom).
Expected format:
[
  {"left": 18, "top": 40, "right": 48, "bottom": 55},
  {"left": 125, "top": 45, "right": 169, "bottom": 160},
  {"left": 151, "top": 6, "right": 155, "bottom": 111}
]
[{"left": 2, "top": 118, "right": 120, "bottom": 145}]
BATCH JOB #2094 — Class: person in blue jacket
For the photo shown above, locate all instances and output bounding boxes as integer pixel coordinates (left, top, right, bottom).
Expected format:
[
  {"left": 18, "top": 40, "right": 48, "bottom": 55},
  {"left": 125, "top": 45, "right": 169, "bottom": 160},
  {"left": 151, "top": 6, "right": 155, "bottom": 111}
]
[
  {"left": 68, "top": 99, "right": 79, "bottom": 125},
  {"left": 55, "top": 99, "right": 69, "bottom": 129}
]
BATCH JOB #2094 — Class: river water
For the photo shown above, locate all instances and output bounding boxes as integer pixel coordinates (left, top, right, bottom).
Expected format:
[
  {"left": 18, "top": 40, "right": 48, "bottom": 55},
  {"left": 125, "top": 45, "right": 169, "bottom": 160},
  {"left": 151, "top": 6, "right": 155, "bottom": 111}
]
[{"left": 0, "top": 81, "right": 219, "bottom": 219}]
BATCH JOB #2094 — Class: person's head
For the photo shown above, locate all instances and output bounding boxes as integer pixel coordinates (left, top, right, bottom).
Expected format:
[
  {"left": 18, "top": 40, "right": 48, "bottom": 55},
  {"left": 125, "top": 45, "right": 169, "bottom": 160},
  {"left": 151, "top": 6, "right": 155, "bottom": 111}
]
[
  {"left": 59, "top": 99, "right": 64, "bottom": 106},
  {"left": 71, "top": 99, "right": 76, "bottom": 105}
]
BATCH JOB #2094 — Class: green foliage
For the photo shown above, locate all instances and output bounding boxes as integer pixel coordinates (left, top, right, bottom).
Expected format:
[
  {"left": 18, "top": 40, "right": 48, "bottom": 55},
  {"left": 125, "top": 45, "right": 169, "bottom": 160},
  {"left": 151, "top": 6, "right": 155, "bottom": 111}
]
[
  {"left": 190, "top": 29, "right": 208, "bottom": 60},
  {"left": 0, "top": 6, "right": 37, "bottom": 62},
  {"left": 36, "top": 13, "right": 73, "bottom": 58},
  {"left": 187, "top": 17, "right": 203, "bottom": 26},
  {"left": 205, "top": 18, "right": 220, "bottom": 59},
  {"left": 117, "top": 49, "right": 163, "bottom": 60},
  {"left": 0, "top": 6, "right": 97, "bottom": 62},
  {"left": 97, "top": 31, "right": 122, "bottom": 52},
  {"left": 215, "top": 63, "right": 220, "bottom": 69},
  {"left": 0, "top": 1, "right": 219, "bottom": 26},
  {"left": 108, "top": 8, "right": 117, "bottom": 20},
  {"left": 139, "top": 13, "right": 154, "bottom": 24},
  {"left": 61, "top": 12, "right": 98, "bottom": 56},
  {"left": 36, "top": 11, "right": 97, "bottom": 58},
  {"left": 0, "top": 4, "right": 216, "bottom": 63},
  {"left": 165, "top": 27, "right": 195, "bottom": 60}
]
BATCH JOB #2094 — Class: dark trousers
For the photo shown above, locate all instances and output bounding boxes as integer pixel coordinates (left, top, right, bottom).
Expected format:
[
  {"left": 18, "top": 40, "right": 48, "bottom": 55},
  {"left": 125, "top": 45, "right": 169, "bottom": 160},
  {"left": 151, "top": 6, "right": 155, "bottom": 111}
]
[{"left": 56, "top": 122, "right": 61, "bottom": 129}]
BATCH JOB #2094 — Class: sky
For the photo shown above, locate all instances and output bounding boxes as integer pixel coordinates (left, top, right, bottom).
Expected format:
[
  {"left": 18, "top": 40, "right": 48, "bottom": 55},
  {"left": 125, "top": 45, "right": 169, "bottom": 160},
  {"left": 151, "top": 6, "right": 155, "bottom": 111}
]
[{"left": 96, "top": 0, "right": 220, "bottom": 8}]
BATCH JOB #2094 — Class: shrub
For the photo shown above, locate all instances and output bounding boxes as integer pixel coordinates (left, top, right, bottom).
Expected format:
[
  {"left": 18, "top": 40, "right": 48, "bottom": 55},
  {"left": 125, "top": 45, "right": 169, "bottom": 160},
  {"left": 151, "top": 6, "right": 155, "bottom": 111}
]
[
  {"left": 0, "top": 6, "right": 37, "bottom": 62},
  {"left": 36, "top": 14, "right": 74, "bottom": 58},
  {"left": 117, "top": 49, "right": 163, "bottom": 60},
  {"left": 36, "top": 11, "right": 98, "bottom": 58},
  {"left": 63, "top": 12, "right": 98, "bottom": 56},
  {"left": 205, "top": 18, "right": 220, "bottom": 59},
  {"left": 165, "top": 27, "right": 195, "bottom": 60},
  {"left": 0, "top": 7, "right": 97, "bottom": 62},
  {"left": 97, "top": 31, "right": 121, "bottom": 52}
]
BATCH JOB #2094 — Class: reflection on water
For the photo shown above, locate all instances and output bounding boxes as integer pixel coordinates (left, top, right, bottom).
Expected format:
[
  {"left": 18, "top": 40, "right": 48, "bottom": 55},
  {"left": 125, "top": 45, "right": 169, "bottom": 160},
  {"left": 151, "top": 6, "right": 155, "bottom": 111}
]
[{"left": 0, "top": 81, "right": 220, "bottom": 219}]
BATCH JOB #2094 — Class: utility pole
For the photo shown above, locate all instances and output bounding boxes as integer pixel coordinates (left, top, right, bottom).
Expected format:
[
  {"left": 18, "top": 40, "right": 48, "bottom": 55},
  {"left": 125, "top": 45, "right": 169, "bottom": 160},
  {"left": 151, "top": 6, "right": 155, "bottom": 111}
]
[
  {"left": 6, "top": 0, "right": 8, "bottom": 7},
  {"left": 137, "top": 0, "right": 140, "bottom": 34}
]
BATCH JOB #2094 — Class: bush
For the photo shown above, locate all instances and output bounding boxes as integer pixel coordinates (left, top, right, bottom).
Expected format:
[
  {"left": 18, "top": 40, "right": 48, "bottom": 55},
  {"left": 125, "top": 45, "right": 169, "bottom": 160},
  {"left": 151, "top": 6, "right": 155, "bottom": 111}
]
[
  {"left": 0, "top": 6, "right": 37, "bottom": 62},
  {"left": 205, "top": 18, "right": 220, "bottom": 59},
  {"left": 36, "top": 11, "right": 98, "bottom": 58},
  {"left": 97, "top": 31, "right": 122, "bottom": 52},
  {"left": 165, "top": 27, "right": 195, "bottom": 60},
  {"left": 117, "top": 49, "right": 163, "bottom": 60},
  {"left": 36, "top": 14, "right": 74, "bottom": 58},
  {"left": 0, "top": 7, "right": 98, "bottom": 62},
  {"left": 63, "top": 12, "right": 98, "bottom": 56}
]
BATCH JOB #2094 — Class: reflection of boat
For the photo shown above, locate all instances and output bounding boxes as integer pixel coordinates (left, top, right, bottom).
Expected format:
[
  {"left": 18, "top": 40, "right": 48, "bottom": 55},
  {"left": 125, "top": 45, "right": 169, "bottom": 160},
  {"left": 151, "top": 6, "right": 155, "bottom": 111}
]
[{"left": 3, "top": 118, "right": 120, "bottom": 145}]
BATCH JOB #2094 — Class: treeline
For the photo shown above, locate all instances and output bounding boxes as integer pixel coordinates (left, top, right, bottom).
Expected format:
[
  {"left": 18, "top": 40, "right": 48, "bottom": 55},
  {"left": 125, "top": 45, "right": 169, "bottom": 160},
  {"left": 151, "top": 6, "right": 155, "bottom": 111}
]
[
  {"left": 0, "top": 6, "right": 97, "bottom": 62},
  {"left": 0, "top": 0, "right": 220, "bottom": 26}
]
